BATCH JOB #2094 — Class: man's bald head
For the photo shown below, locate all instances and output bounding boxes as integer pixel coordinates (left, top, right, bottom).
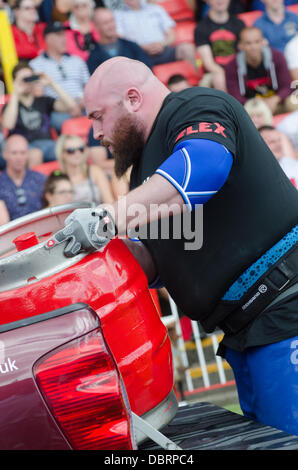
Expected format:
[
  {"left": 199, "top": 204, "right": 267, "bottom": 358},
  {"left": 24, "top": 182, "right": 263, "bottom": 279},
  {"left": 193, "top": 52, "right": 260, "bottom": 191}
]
[
  {"left": 84, "top": 58, "right": 170, "bottom": 177},
  {"left": 85, "top": 57, "right": 156, "bottom": 109},
  {"left": 84, "top": 57, "right": 169, "bottom": 136},
  {"left": 3, "top": 134, "right": 29, "bottom": 173}
]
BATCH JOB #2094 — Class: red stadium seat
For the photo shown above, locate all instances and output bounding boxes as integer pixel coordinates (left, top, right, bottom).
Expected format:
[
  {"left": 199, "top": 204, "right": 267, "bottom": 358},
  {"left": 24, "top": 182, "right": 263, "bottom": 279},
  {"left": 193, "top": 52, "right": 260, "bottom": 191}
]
[
  {"left": 61, "top": 116, "right": 92, "bottom": 142},
  {"left": 174, "top": 21, "right": 196, "bottom": 44},
  {"left": 288, "top": 4, "right": 298, "bottom": 14},
  {"left": 237, "top": 10, "right": 263, "bottom": 26},
  {"left": 32, "top": 160, "right": 61, "bottom": 176},
  {"left": 153, "top": 60, "right": 202, "bottom": 86},
  {"left": 157, "top": 0, "right": 194, "bottom": 22}
]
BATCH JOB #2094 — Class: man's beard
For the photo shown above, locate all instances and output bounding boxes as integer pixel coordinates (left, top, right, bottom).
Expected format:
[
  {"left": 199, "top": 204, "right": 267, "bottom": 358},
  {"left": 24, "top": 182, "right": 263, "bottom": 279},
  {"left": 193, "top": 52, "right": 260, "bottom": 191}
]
[{"left": 102, "top": 113, "right": 146, "bottom": 178}]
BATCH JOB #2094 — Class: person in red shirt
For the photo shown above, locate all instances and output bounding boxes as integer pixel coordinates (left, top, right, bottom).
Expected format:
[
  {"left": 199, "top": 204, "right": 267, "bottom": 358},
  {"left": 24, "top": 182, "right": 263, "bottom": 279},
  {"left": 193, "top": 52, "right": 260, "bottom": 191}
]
[
  {"left": 64, "top": 0, "right": 100, "bottom": 61},
  {"left": 11, "top": 0, "right": 46, "bottom": 60}
]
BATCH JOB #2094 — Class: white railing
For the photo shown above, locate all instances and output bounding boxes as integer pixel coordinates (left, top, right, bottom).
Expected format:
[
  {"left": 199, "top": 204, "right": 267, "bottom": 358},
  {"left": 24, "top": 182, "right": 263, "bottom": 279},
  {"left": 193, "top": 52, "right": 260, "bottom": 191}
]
[{"left": 161, "top": 295, "right": 230, "bottom": 393}]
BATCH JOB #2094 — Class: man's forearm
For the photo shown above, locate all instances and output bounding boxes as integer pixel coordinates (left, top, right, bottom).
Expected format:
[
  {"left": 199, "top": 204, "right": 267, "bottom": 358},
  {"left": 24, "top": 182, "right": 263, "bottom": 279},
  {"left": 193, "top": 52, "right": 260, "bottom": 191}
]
[
  {"left": 50, "top": 79, "right": 78, "bottom": 112},
  {"left": 1, "top": 93, "right": 19, "bottom": 130},
  {"left": 104, "top": 173, "right": 186, "bottom": 237}
]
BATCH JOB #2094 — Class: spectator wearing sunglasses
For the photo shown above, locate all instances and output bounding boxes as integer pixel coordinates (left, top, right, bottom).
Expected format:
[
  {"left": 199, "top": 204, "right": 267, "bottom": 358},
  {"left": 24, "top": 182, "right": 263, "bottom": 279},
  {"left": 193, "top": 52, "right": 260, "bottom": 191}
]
[
  {"left": 42, "top": 170, "right": 74, "bottom": 207},
  {"left": 1, "top": 62, "right": 77, "bottom": 163},
  {"left": 0, "top": 134, "right": 46, "bottom": 224},
  {"left": 55, "top": 134, "right": 114, "bottom": 204},
  {"left": 29, "top": 21, "right": 90, "bottom": 131}
]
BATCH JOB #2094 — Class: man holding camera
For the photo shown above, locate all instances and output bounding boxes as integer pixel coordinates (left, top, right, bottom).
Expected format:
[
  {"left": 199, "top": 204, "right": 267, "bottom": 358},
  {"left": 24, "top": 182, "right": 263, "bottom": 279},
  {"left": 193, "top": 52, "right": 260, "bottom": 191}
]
[{"left": 1, "top": 62, "right": 77, "bottom": 164}]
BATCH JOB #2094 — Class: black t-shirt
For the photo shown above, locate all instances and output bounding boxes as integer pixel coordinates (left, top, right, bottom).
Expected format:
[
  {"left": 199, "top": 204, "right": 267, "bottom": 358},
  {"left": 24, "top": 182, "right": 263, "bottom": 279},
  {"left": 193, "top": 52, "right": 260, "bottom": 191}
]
[
  {"left": 194, "top": 15, "right": 245, "bottom": 66},
  {"left": 5, "top": 96, "right": 55, "bottom": 142},
  {"left": 130, "top": 87, "right": 298, "bottom": 352},
  {"left": 244, "top": 63, "right": 276, "bottom": 99}
]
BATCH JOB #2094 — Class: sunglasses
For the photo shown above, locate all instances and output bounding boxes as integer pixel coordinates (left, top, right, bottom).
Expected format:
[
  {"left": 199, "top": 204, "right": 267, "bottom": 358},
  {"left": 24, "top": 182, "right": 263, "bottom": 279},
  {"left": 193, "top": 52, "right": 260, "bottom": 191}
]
[
  {"left": 64, "top": 146, "right": 85, "bottom": 154},
  {"left": 15, "top": 187, "right": 27, "bottom": 206}
]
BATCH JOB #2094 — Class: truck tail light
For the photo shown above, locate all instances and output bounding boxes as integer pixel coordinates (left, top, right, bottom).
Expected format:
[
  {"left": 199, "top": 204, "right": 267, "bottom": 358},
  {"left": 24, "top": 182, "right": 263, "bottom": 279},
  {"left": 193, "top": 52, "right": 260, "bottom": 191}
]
[{"left": 34, "top": 329, "right": 136, "bottom": 450}]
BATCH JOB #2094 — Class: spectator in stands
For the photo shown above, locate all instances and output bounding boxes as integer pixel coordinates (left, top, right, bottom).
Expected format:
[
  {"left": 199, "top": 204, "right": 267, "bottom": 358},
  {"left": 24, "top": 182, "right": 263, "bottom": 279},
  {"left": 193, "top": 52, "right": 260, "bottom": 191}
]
[
  {"left": 167, "top": 74, "right": 191, "bottom": 92},
  {"left": 87, "top": 6, "right": 152, "bottom": 74},
  {"left": 193, "top": 0, "right": 250, "bottom": 21},
  {"left": 65, "top": 0, "right": 100, "bottom": 61},
  {"left": 259, "top": 125, "right": 298, "bottom": 186},
  {"left": 284, "top": 33, "right": 298, "bottom": 81},
  {"left": 11, "top": 0, "right": 46, "bottom": 60},
  {"left": 252, "top": 0, "right": 297, "bottom": 11},
  {"left": 29, "top": 21, "right": 89, "bottom": 130},
  {"left": 194, "top": 0, "right": 245, "bottom": 91},
  {"left": 2, "top": 62, "right": 77, "bottom": 163},
  {"left": 253, "top": 0, "right": 298, "bottom": 52},
  {"left": 244, "top": 97, "right": 273, "bottom": 128},
  {"left": 277, "top": 110, "right": 298, "bottom": 153},
  {"left": 55, "top": 134, "right": 115, "bottom": 204},
  {"left": 113, "top": 0, "right": 197, "bottom": 69},
  {"left": 225, "top": 26, "right": 294, "bottom": 114},
  {"left": 42, "top": 170, "right": 74, "bottom": 207},
  {"left": 0, "top": 134, "right": 46, "bottom": 223}
]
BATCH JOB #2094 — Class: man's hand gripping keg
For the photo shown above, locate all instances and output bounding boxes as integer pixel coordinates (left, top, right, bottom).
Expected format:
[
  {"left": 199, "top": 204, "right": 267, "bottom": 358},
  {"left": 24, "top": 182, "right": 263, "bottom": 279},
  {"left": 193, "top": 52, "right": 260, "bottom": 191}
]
[{"left": 45, "top": 207, "right": 117, "bottom": 257}]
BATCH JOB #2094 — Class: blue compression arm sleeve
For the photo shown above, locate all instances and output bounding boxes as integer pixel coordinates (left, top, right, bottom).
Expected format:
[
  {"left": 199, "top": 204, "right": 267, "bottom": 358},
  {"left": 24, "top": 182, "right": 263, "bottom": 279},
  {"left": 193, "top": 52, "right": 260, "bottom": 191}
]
[{"left": 155, "top": 139, "right": 233, "bottom": 211}]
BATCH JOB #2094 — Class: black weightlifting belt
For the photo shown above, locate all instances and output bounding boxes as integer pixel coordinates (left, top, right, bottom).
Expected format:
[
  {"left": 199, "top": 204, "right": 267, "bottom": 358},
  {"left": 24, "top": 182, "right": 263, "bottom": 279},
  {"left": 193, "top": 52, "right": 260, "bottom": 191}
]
[{"left": 218, "top": 243, "right": 298, "bottom": 335}]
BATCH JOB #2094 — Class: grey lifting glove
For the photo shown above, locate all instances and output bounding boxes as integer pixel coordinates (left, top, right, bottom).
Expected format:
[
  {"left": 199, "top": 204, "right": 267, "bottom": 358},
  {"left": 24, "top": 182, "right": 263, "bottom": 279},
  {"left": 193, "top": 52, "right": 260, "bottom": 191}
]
[{"left": 45, "top": 207, "right": 117, "bottom": 257}]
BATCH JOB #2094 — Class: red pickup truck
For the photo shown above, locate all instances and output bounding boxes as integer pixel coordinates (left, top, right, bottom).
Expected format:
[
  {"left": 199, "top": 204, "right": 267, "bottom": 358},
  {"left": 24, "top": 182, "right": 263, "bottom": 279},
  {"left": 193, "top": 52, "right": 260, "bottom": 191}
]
[
  {"left": 0, "top": 202, "right": 178, "bottom": 450},
  {"left": 2, "top": 203, "right": 298, "bottom": 451}
]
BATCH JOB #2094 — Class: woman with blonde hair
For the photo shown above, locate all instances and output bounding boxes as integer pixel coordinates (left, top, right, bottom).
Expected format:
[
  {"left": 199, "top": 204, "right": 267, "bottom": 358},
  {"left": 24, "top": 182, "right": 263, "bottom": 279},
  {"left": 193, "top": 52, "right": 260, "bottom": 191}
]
[
  {"left": 244, "top": 98, "right": 273, "bottom": 129},
  {"left": 55, "top": 134, "right": 114, "bottom": 205}
]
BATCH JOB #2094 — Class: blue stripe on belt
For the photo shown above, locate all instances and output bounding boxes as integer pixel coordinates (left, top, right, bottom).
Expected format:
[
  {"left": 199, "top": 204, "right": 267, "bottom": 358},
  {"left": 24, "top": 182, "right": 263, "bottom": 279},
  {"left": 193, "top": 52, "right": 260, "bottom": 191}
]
[{"left": 222, "top": 225, "right": 298, "bottom": 301}]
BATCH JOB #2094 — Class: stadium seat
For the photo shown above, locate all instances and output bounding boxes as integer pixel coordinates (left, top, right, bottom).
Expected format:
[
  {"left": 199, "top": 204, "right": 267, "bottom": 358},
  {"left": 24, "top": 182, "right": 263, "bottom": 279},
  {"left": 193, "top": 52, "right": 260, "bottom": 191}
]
[
  {"left": 237, "top": 10, "right": 263, "bottom": 26},
  {"left": 32, "top": 160, "right": 61, "bottom": 176},
  {"left": 61, "top": 116, "right": 92, "bottom": 142},
  {"left": 153, "top": 60, "right": 202, "bottom": 87},
  {"left": 288, "top": 4, "right": 298, "bottom": 14},
  {"left": 157, "top": 0, "right": 194, "bottom": 22},
  {"left": 174, "top": 21, "right": 196, "bottom": 45}
]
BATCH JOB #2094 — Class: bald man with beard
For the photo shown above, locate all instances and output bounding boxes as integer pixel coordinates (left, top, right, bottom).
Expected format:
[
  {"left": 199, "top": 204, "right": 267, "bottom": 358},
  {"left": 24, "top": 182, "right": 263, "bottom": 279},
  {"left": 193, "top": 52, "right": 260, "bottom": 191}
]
[{"left": 48, "top": 57, "right": 298, "bottom": 436}]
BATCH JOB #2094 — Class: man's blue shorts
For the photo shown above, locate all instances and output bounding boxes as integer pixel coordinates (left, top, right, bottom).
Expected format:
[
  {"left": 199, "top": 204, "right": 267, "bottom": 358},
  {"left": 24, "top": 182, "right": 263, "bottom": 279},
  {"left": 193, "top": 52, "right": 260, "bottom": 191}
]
[{"left": 225, "top": 335, "right": 298, "bottom": 436}]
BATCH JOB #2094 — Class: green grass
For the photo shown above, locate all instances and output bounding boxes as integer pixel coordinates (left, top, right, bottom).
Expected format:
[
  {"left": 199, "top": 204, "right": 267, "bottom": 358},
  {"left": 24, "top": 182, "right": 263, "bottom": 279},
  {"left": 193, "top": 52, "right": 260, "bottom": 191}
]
[{"left": 223, "top": 403, "right": 243, "bottom": 415}]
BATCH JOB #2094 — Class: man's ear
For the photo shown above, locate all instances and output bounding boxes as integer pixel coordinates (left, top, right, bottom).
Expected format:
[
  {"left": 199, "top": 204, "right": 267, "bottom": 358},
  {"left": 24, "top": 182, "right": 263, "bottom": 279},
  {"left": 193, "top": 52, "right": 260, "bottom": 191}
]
[{"left": 126, "top": 87, "right": 142, "bottom": 111}]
